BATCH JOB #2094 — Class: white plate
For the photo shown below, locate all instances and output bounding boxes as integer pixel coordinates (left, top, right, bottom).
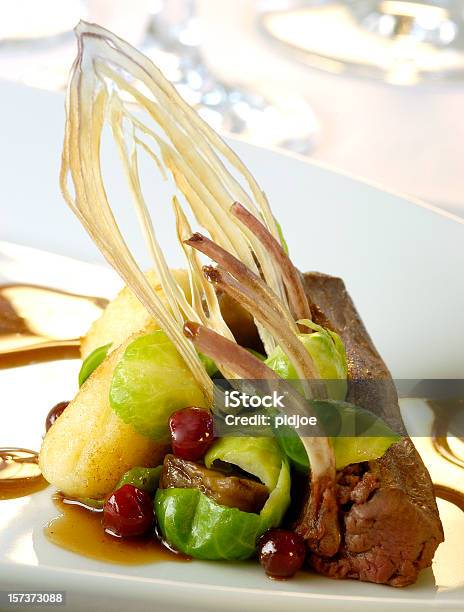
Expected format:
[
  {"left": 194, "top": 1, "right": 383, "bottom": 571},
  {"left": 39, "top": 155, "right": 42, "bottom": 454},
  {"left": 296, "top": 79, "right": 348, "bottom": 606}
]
[{"left": 1, "top": 81, "right": 464, "bottom": 611}]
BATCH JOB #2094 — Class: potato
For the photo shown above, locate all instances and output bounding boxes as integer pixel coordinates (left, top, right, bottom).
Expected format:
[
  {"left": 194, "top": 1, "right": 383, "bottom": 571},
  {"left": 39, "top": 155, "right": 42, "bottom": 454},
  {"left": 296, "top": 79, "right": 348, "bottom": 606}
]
[
  {"left": 39, "top": 331, "right": 167, "bottom": 499},
  {"left": 81, "top": 269, "right": 191, "bottom": 359}
]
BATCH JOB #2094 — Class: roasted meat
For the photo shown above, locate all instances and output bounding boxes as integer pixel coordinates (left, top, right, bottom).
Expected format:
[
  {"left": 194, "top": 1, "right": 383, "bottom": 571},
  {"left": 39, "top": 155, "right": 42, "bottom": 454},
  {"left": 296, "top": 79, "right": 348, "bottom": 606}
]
[
  {"left": 309, "top": 439, "right": 444, "bottom": 586},
  {"left": 299, "top": 272, "right": 444, "bottom": 587},
  {"left": 159, "top": 453, "right": 269, "bottom": 513}
]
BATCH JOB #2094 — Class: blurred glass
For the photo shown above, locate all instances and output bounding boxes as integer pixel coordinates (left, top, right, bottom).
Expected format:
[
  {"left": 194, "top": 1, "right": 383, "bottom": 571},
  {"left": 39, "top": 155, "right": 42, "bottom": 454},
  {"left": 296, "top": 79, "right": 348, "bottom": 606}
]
[
  {"left": 142, "top": 0, "right": 318, "bottom": 154},
  {"left": 259, "top": 0, "right": 464, "bottom": 84},
  {"left": 0, "top": 0, "right": 85, "bottom": 41},
  {"left": 0, "top": 0, "right": 318, "bottom": 154},
  {"left": 0, "top": 0, "right": 151, "bottom": 90}
]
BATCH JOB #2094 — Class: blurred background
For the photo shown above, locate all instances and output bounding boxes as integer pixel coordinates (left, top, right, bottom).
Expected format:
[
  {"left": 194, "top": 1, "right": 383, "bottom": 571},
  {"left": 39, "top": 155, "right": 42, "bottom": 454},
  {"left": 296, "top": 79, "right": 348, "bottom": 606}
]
[{"left": 0, "top": 0, "right": 462, "bottom": 215}]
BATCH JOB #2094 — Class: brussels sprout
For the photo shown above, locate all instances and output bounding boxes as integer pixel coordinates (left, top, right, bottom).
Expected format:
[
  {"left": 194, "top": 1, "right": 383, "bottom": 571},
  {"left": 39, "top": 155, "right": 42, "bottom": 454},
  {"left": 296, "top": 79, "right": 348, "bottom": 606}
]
[
  {"left": 155, "top": 437, "right": 290, "bottom": 560},
  {"left": 270, "top": 420, "right": 309, "bottom": 473},
  {"left": 247, "top": 348, "right": 266, "bottom": 361},
  {"left": 115, "top": 466, "right": 162, "bottom": 494},
  {"left": 155, "top": 489, "right": 261, "bottom": 560},
  {"left": 78, "top": 497, "right": 104, "bottom": 510},
  {"left": 331, "top": 403, "right": 401, "bottom": 469},
  {"left": 265, "top": 320, "right": 347, "bottom": 400},
  {"left": 76, "top": 465, "right": 162, "bottom": 508},
  {"left": 259, "top": 454, "right": 291, "bottom": 532},
  {"left": 198, "top": 352, "right": 218, "bottom": 377},
  {"left": 78, "top": 343, "right": 111, "bottom": 387},
  {"left": 109, "top": 331, "right": 208, "bottom": 440},
  {"left": 205, "top": 437, "right": 281, "bottom": 487},
  {"left": 205, "top": 437, "right": 291, "bottom": 532},
  {"left": 272, "top": 400, "right": 400, "bottom": 471}
]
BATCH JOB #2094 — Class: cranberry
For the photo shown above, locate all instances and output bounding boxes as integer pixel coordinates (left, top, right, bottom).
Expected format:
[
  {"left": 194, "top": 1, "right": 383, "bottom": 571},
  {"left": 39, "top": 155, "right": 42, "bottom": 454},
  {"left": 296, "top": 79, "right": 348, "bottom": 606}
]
[
  {"left": 103, "top": 484, "right": 153, "bottom": 538},
  {"left": 169, "top": 407, "right": 214, "bottom": 461},
  {"left": 45, "top": 401, "right": 69, "bottom": 431},
  {"left": 258, "top": 529, "right": 306, "bottom": 578}
]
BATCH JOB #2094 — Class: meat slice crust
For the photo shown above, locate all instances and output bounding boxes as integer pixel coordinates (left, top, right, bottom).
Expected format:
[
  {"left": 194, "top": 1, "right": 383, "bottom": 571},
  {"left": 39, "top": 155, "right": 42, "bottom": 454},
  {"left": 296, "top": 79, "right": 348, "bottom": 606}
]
[{"left": 299, "top": 272, "right": 444, "bottom": 587}]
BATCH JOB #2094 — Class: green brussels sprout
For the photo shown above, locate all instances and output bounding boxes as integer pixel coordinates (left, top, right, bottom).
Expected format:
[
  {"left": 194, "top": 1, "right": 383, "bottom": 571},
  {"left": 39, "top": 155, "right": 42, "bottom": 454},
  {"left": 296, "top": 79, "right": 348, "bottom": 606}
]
[
  {"left": 78, "top": 343, "right": 112, "bottom": 387},
  {"left": 155, "top": 437, "right": 290, "bottom": 560},
  {"left": 270, "top": 420, "right": 309, "bottom": 473},
  {"left": 77, "top": 465, "right": 162, "bottom": 508},
  {"left": 247, "top": 348, "right": 266, "bottom": 361},
  {"left": 109, "top": 331, "right": 208, "bottom": 440},
  {"left": 78, "top": 497, "right": 104, "bottom": 510},
  {"left": 331, "top": 403, "right": 401, "bottom": 469},
  {"left": 265, "top": 320, "right": 347, "bottom": 400},
  {"left": 154, "top": 489, "right": 261, "bottom": 560},
  {"left": 272, "top": 400, "right": 401, "bottom": 471},
  {"left": 115, "top": 466, "right": 162, "bottom": 495},
  {"left": 204, "top": 437, "right": 281, "bottom": 490},
  {"left": 198, "top": 352, "right": 218, "bottom": 377}
]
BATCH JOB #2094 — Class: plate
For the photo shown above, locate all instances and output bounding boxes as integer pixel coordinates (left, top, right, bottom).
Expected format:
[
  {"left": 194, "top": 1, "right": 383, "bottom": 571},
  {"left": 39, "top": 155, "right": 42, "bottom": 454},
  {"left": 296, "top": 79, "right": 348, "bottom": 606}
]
[{"left": 1, "top": 81, "right": 464, "bottom": 611}]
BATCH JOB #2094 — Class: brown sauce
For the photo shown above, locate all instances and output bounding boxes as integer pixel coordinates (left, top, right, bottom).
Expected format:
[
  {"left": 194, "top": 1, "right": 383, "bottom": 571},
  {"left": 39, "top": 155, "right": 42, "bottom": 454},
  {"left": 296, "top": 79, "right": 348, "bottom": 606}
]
[
  {"left": 430, "top": 400, "right": 464, "bottom": 470},
  {"left": 0, "top": 284, "right": 107, "bottom": 369},
  {"left": 428, "top": 400, "right": 464, "bottom": 512},
  {"left": 0, "top": 448, "right": 49, "bottom": 500},
  {"left": 45, "top": 495, "right": 188, "bottom": 565},
  {"left": 432, "top": 436, "right": 464, "bottom": 470},
  {"left": 434, "top": 484, "right": 464, "bottom": 513}
]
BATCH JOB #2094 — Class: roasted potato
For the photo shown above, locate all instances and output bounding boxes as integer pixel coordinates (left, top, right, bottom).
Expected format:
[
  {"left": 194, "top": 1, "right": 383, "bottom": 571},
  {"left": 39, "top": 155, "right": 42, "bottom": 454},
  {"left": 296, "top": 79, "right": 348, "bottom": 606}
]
[
  {"left": 81, "top": 269, "right": 191, "bottom": 359},
  {"left": 40, "top": 331, "right": 168, "bottom": 499}
]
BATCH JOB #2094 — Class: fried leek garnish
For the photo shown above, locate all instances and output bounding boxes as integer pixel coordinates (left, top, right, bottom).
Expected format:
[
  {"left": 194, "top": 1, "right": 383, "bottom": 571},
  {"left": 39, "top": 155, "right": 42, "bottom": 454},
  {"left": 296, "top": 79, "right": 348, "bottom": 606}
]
[
  {"left": 60, "top": 21, "right": 304, "bottom": 397},
  {"left": 59, "top": 22, "right": 338, "bottom": 547}
]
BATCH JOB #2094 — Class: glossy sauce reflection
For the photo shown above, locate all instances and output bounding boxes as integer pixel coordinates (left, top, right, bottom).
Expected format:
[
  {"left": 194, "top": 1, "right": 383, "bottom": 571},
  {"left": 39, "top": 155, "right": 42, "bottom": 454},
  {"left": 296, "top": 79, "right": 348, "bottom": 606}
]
[
  {"left": 0, "top": 448, "right": 48, "bottom": 500},
  {"left": 0, "top": 284, "right": 107, "bottom": 368},
  {"left": 45, "top": 495, "right": 188, "bottom": 565},
  {"left": 434, "top": 484, "right": 464, "bottom": 513},
  {"left": 430, "top": 400, "right": 464, "bottom": 469},
  {"left": 429, "top": 400, "right": 464, "bottom": 512}
]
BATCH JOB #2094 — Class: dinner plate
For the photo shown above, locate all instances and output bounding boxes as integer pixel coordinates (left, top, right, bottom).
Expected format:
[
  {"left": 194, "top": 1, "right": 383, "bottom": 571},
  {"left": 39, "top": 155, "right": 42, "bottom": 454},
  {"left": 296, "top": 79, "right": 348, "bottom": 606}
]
[{"left": 1, "top": 81, "right": 464, "bottom": 611}]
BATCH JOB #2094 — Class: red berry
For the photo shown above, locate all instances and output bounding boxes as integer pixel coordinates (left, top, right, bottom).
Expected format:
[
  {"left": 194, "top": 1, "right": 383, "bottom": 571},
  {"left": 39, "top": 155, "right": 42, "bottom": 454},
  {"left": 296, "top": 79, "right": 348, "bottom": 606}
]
[
  {"left": 45, "top": 401, "right": 69, "bottom": 431},
  {"left": 258, "top": 529, "right": 306, "bottom": 578},
  {"left": 169, "top": 407, "right": 214, "bottom": 461},
  {"left": 103, "top": 484, "right": 153, "bottom": 537}
]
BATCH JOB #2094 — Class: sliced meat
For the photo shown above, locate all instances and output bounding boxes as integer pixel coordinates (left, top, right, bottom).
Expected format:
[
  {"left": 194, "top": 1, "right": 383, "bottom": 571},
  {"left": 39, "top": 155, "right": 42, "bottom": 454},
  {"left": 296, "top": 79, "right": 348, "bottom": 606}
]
[
  {"left": 297, "top": 272, "right": 444, "bottom": 587},
  {"left": 159, "top": 454, "right": 269, "bottom": 513},
  {"left": 310, "top": 439, "right": 444, "bottom": 586},
  {"left": 350, "top": 471, "right": 379, "bottom": 505},
  {"left": 294, "top": 474, "right": 340, "bottom": 558}
]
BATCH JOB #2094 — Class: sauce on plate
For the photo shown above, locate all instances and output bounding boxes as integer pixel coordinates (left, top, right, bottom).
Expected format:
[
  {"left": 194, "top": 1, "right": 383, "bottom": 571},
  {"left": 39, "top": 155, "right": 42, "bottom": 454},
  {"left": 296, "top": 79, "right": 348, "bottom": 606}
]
[
  {"left": 45, "top": 495, "right": 188, "bottom": 565},
  {"left": 0, "top": 448, "right": 48, "bottom": 500},
  {"left": 0, "top": 284, "right": 107, "bottom": 368},
  {"left": 429, "top": 399, "right": 464, "bottom": 512},
  {"left": 430, "top": 400, "right": 464, "bottom": 469}
]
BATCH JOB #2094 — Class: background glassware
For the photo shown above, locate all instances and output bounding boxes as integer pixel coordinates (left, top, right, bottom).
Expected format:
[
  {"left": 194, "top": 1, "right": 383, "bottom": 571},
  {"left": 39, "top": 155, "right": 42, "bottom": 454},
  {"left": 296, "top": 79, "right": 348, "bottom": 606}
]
[
  {"left": 0, "top": 0, "right": 318, "bottom": 154},
  {"left": 142, "top": 0, "right": 318, "bottom": 154},
  {"left": 259, "top": 0, "right": 464, "bottom": 85},
  {"left": 0, "top": 0, "right": 152, "bottom": 90}
]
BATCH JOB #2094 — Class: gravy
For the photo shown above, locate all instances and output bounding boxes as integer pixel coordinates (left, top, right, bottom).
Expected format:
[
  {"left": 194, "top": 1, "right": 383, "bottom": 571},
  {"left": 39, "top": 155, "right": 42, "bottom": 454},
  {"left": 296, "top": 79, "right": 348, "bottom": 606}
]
[
  {"left": 45, "top": 495, "right": 188, "bottom": 565},
  {"left": 0, "top": 448, "right": 48, "bottom": 500}
]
